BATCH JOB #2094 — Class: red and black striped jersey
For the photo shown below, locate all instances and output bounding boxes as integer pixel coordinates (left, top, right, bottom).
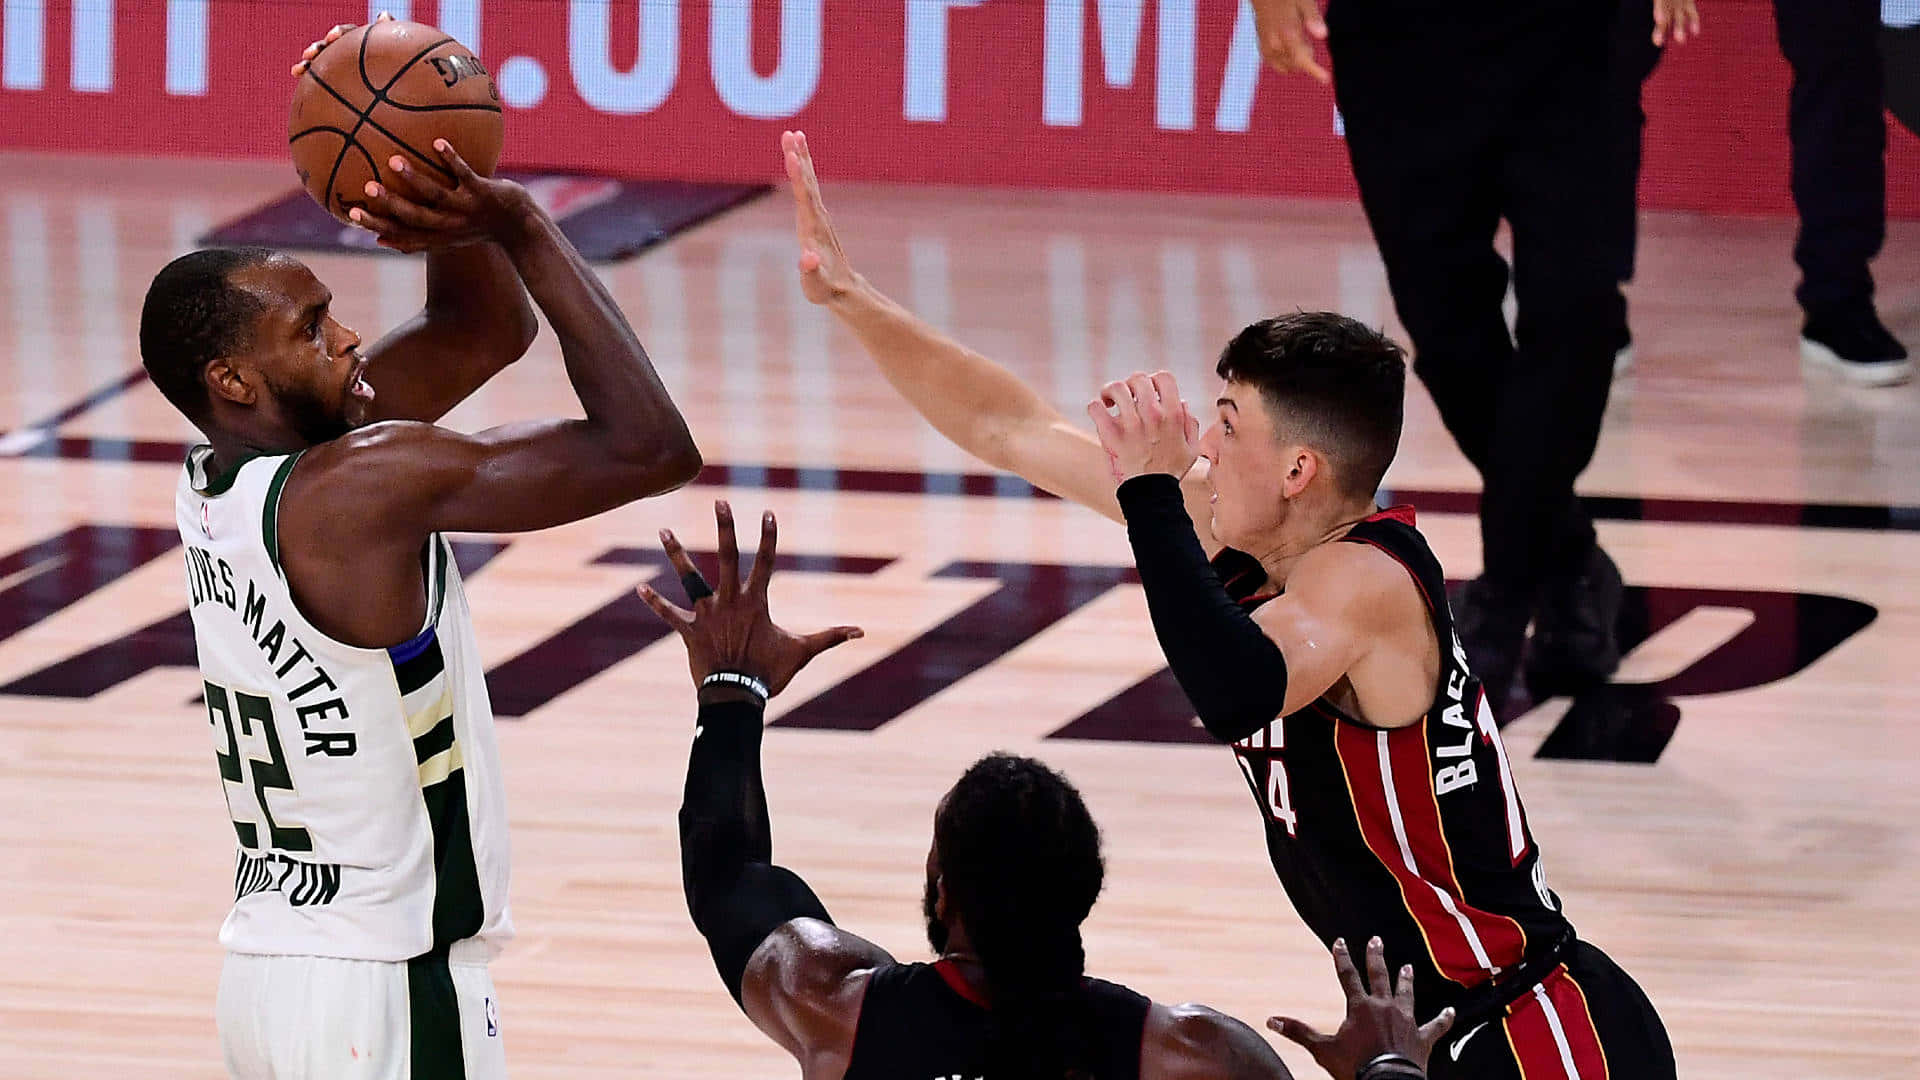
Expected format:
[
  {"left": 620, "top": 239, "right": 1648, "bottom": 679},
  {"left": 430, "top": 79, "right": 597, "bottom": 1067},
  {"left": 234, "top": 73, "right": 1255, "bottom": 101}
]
[{"left": 1214, "top": 507, "right": 1571, "bottom": 1016}]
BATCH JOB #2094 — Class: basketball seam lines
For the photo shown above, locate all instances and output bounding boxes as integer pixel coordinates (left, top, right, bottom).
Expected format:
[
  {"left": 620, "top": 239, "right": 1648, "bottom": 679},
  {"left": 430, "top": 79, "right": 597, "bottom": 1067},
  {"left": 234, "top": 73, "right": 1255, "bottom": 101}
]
[
  {"left": 306, "top": 69, "right": 458, "bottom": 180},
  {"left": 298, "top": 68, "right": 459, "bottom": 203},
  {"left": 295, "top": 28, "right": 484, "bottom": 215}
]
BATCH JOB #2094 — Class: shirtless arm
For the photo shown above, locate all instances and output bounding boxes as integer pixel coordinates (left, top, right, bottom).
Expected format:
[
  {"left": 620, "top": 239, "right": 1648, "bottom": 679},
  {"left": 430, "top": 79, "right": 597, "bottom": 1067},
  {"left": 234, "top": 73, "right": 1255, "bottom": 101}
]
[
  {"left": 781, "top": 131, "right": 1221, "bottom": 554},
  {"left": 282, "top": 144, "right": 700, "bottom": 645},
  {"left": 357, "top": 242, "right": 538, "bottom": 425},
  {"left": 1141, "top": 1003, "right": 1297, "bottom": 1080},
  {"left": 290, "top": 18, "right": 537, "bottom": 426}
]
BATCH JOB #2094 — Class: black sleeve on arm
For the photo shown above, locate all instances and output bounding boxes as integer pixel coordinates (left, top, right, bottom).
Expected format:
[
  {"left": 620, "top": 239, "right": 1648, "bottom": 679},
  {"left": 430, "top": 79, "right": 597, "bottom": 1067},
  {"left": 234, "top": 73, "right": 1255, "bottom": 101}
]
[
  {"left": 1116, "top": 474, "right": 1290, "bottom": 743},
  {"left": 679, "top": 697, "right": 833, "bottom": 1005}
]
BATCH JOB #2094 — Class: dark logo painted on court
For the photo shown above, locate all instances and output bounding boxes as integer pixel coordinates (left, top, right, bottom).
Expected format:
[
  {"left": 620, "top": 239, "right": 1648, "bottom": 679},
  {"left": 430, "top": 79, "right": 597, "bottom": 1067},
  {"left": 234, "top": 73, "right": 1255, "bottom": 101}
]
[{"left": 0, "top": 525, "right": 1877, "bottom": 765}]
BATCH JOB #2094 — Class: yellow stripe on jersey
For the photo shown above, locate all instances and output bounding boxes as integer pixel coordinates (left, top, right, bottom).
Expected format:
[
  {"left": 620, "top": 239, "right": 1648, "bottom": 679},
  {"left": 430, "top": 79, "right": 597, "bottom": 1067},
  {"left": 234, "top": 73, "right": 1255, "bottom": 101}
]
[
  {"left": 407, "top": 688, "right": 453, "bottom": 740},
  {"left": 419, "top": 742, "right": 465, "bottom": 788}
]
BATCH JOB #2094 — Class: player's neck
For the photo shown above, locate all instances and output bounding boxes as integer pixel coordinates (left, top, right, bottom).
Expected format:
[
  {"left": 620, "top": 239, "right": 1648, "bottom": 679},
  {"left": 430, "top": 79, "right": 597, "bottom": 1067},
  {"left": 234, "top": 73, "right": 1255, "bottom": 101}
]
[
  {"left": 203, "top": 424, "right": 308, "bottom": 477},
  {"left": 1245, "top": 500, "right": 1375, "bottom": 588}
]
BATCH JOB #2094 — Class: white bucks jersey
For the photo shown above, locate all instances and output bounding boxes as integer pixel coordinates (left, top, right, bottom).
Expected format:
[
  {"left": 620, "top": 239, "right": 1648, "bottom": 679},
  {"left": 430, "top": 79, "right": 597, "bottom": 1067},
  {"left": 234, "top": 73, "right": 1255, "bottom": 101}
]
[{"left": 176, "top": 445, "right": 512, "bottom": 962}]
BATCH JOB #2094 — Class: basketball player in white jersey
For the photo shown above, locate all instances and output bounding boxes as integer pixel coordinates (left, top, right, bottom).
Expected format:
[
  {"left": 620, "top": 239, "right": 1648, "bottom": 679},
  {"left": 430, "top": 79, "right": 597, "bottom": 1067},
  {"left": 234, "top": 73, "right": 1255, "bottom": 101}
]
[{"left": 140, "top": 38, "right": 700, "bottom": 1077}]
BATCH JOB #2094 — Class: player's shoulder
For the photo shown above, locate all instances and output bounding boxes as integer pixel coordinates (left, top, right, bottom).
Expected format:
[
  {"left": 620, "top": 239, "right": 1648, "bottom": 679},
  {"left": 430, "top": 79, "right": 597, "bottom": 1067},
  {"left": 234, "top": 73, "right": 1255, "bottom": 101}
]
[
  {"left": 297, "top": 420, "right": 448, "bottom": 468},
  {"left": 1140, "top": 1002, "right": 1291, "bottom": 1080},
  {"left": 1295, "top": 534, "right": 1415, "bottom": 599},
  {"left": 286, "top": 420, "right": 473, "bottom": 494},
  {"left": 748, "top": 917, "right": 892, "bottom": 1007},
  {"left": 277, "top": 422, "right": 470, "bottom": 541},
  {"left": 1284, "top": 537, "right": 1429, "bottom": 641}
]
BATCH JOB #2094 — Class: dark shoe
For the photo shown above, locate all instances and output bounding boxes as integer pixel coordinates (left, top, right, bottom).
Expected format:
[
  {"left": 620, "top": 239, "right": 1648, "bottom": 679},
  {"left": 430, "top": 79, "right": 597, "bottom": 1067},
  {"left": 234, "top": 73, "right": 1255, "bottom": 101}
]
[
  {"left": 1453, "top": 577, "right": 1531, "bottom": 715},
  {"left": 1800, "top": 307, "right": 1911, "bottom": 387},
  {"left": 1525, "top": 543, "right": 1624, "bottom": 697}
]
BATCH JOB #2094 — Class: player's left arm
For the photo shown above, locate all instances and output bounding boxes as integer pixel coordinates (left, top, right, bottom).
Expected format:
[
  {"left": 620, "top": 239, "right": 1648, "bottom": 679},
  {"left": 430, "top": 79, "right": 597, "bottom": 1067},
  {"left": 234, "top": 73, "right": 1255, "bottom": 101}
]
[
  {"left": 291, "top": 17, "right": 539, "bottom": 426},
  {"left": 637, "top": 501, "right": 882, "bottom": 1073},
  {"left": 357, "top": 242, "right": 539, "bottom": 424},
  {"left": 1117, "top": 472, "right": 1396, "bottom": 741}
]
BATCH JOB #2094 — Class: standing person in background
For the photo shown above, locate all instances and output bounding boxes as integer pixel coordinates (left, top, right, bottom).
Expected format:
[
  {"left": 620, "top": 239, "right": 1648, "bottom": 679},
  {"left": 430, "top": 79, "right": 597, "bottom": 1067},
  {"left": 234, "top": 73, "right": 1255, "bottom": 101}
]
[
  {"left": 1606, "top": 0, "right": 1909, "bottom": 385},
  {"left": 1249, "top": 0, "right": 1648, "bottom": 710}
]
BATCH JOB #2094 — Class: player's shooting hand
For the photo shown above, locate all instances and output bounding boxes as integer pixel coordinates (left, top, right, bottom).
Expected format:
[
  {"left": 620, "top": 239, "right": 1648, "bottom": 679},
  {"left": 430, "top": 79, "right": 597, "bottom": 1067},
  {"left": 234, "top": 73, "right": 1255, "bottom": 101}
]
[
  {"left": 1267, "top": 937, "right": 1455, "bottom": 1079},
  {"left": 348, "top": 140, "right": 533, "bottom": 254},
  {"left": 1086, "top": 371, "right": 1201, "bottom": 484},
  {"left": 637, "top": 501, "right": 864, "bottom": 699},
  {"left": 783, "top": 131, "right": 860, "bottom": 305},
  {"left": 289, "top": 11, "right": 394, "bottom": 77},
  {"left": 1250, "top": 0, "right": 1329, "bottom": 83},
  {"left": 1652, "top": 0, "right": 1700, "bottom": 46}
]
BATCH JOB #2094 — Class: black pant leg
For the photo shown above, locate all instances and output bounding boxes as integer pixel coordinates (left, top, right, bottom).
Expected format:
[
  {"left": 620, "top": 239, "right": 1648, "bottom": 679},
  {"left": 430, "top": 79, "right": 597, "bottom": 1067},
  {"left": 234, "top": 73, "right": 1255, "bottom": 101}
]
[
  {"left": 1607, "top": 0, "right": 1665, "bottom": 285},
  {"left": 1493, "top": 8, "right": 1622, "bottom": 589},
  {"left": 1328, "top": 25, "right": 1511, "bottom": 477},
  {"left": 1773, "top": 0, "right": 1887, "bottom": 317},
  {"left": 1564, "top": 941, "right": 1678, "bottom": 1078}
]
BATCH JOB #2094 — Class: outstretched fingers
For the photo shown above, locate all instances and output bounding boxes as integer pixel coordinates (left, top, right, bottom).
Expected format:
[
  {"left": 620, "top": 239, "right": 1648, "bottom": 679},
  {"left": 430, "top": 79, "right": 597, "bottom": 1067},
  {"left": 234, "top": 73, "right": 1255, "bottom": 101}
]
[
  {"left": 746, "top": 509, "right": 779, "bottom": 597},
  {"left": 1265, "top": 1014, "right": 1333, "bottom": 1053},
  {"left": 800, "top": 625, "right": 865, "bottom": 660},
  {"left": 1364, "top": 936, "right": 1392, "bottom": 1000},
  {"left": 1418, "top": 1006, "right": 1457, "bottom": 1053},
  {"left": 1332, "top": 938, "right": 1368, "bottom": 1003},
  {"left": 714, "top": 501, "right": 741, "bottom": 597},
  {"left": 635, "top": 581, "right": 694, "bottom": 632}
]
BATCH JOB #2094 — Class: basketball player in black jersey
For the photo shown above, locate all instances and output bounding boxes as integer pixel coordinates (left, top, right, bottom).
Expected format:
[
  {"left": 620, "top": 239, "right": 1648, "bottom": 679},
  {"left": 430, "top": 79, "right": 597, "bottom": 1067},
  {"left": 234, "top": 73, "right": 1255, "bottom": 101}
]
[
  {"left": 781, "top": 130, "right": 1676, "bottom": 1079},
  {"left": 636, "top": 501, "right": 1454, "bottom": 1080}
]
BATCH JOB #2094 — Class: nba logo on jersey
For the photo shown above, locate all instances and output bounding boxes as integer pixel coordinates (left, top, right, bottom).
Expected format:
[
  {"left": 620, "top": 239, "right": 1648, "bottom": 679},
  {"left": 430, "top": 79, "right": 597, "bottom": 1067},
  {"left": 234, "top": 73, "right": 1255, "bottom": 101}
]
[
  {"left": 486, "top": 997, "right": 499, "bottom": 1037},
  {"left": 199, "top": 502, "right": 211, "bottom": 538}
]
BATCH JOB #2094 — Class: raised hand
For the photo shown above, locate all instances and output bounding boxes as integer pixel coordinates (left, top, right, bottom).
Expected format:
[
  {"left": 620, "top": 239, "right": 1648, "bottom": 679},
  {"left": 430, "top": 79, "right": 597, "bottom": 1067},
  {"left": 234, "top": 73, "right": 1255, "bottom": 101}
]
[
  {"left": 637, "top": 501, "right": 864, "bottom": 697},
  {"left": 1249, "top": 0, "right": 1329, "bottom": 83},
  {"left": 782, "top": 131, "right": 860, "bottom": 305},
  {"left": 348, "top": 140, "right": 533, "bottom": 254},
  {"left": 1086, "top": 370, "right": 1201, "bottom": 483},
  {"left": 1652, "top": 0, "right": 1700, "bottom": 46},
  {"left": 1267, "top": 937, "right": 1454, "bottom": 1079},
  {"left": 289, "top": 11, "right": 394, "bottom": 77}
]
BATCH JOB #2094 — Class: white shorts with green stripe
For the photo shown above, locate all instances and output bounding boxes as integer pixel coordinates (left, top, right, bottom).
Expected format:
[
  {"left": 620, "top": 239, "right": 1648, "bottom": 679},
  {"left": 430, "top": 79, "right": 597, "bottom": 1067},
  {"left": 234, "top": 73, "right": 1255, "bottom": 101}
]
[{"left": 216, "top": 950, "right": 506, "bottom": 1079}]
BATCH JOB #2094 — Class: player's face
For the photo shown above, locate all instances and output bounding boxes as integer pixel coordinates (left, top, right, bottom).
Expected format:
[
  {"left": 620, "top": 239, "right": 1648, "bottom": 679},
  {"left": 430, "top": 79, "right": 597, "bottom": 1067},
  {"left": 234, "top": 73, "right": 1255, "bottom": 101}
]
[
  {"left": 231, "top": 258, "right": 370, "bottom": 445},
  {"left": 1196, "top": 380, "right": 1295, "bottom": 548},
  {"left": 924, "top": 797, "right": 951, "bottom": 954}
]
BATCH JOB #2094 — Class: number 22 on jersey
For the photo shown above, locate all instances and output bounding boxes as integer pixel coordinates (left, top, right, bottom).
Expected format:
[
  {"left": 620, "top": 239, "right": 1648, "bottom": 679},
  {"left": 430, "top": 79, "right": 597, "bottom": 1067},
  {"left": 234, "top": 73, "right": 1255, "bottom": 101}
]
[{"left": 207, "top": 681, "right": 312, "bottom": 853}]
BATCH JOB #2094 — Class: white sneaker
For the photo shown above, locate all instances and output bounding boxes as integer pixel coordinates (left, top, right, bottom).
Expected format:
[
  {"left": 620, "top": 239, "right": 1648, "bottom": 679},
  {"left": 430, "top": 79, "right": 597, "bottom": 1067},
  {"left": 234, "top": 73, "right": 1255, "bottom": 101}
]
[{"left": 1800, "top": 335, "right": 1913, "bottom": 387}]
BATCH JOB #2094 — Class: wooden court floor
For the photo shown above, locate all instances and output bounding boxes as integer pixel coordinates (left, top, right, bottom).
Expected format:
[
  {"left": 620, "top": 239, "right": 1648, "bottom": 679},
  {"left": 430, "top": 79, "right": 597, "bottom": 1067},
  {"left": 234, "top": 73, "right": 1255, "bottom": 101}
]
[{"left": 1, "top": 151, "right": 1918, "bottom": 1078}]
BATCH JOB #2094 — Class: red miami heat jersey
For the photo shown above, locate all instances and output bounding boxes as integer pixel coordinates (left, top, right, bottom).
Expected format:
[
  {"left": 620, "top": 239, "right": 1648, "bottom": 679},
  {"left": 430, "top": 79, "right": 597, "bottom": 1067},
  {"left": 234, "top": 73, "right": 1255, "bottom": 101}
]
[{"left": 1213, "top": 507, "right": 1571, "bottom": 1015}]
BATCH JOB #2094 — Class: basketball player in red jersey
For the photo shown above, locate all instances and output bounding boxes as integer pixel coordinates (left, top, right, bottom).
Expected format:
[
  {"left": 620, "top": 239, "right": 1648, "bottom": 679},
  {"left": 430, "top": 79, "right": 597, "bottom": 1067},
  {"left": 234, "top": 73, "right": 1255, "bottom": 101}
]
[
  {"left": 781, "top": 130, "right": 1675, "bottom": 1079},
  {"left": 639, "top": 501, "right": 1453, "bottom": 1080}
]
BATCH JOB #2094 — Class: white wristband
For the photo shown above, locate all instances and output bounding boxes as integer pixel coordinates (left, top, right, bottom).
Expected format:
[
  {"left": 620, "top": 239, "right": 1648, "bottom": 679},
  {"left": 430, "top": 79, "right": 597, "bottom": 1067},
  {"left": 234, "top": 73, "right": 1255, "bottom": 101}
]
[{"left": 701, "top": 671, "right": 770, "bottom": 703}]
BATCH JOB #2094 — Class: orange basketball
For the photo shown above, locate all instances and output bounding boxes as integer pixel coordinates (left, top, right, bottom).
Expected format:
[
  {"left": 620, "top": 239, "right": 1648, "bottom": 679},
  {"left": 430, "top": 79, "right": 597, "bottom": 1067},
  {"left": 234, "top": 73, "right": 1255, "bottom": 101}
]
[{"left": 288, "top": 20, "right": 503, "bottom": 224}]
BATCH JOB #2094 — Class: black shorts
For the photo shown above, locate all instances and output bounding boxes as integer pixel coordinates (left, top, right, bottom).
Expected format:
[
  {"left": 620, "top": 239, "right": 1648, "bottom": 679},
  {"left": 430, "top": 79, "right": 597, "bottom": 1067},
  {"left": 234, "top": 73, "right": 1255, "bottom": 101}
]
[{"left": 1428, "top": 940, "right": 1674, "bottom": 1080}]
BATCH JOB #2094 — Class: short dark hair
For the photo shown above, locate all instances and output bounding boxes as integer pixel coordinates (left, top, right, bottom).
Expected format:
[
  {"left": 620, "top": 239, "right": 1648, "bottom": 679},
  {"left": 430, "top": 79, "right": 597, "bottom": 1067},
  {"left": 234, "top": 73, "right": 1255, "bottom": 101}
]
[
  {"left": 1215, "top": 312, "right": 1407, "bottom": 500},
  {"left": 139, "top": 247, "right": 278, "bottom": 420},
  {"left": 935, "top": 753, "right": 1105, "bottom": 1079}
]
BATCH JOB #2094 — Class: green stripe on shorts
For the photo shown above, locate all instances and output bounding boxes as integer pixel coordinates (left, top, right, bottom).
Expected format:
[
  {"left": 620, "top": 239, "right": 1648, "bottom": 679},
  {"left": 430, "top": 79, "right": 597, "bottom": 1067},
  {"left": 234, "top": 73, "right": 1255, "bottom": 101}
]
[{"left": 407, "top": 951, "right": 467, "bottom": 1080}]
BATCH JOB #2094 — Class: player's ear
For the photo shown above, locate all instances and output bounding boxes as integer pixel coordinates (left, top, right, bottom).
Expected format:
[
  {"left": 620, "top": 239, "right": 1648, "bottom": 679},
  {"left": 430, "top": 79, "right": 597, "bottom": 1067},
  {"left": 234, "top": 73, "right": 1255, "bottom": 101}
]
[
  {"left": 204, "top": 356, "right": 258, "bottom": 407},
  {"left": 1282, "top": 446, "right": 1318, "bottom": 499}
]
